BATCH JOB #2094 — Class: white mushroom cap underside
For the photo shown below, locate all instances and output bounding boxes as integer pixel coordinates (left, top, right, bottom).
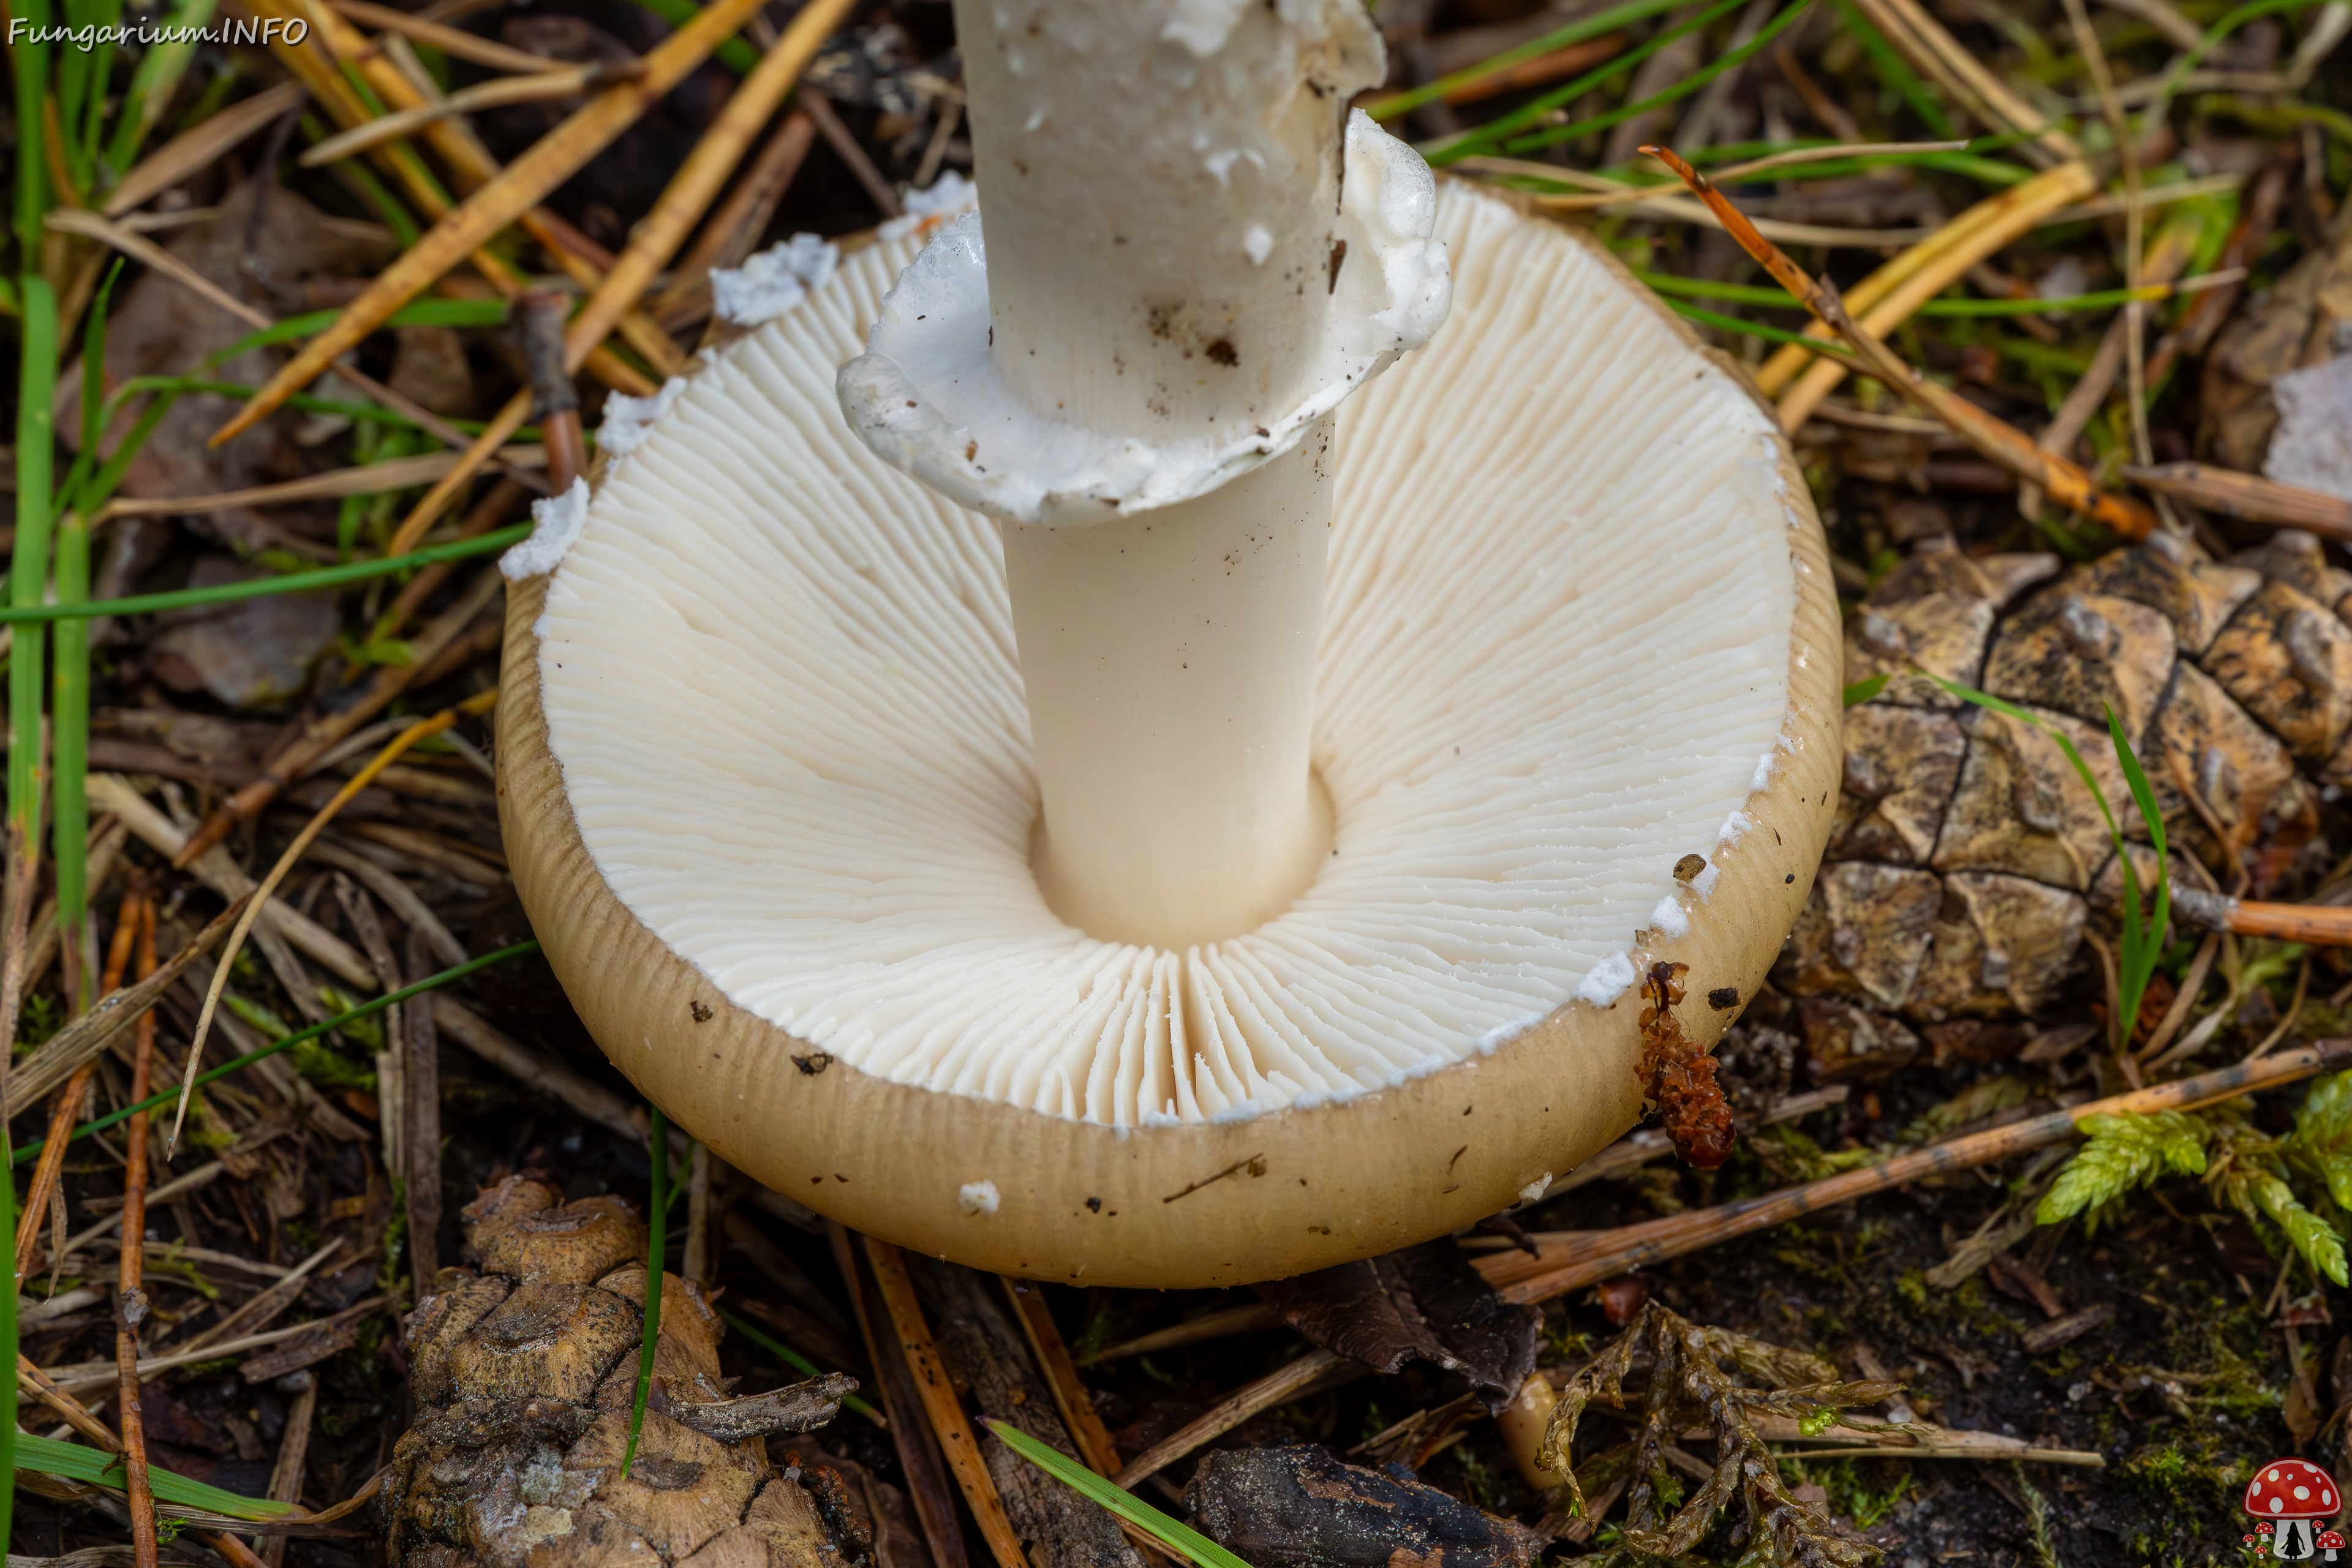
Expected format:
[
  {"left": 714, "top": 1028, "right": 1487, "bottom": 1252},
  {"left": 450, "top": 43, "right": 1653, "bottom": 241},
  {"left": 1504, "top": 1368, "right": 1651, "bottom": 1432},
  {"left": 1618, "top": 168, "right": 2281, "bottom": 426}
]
[{"left": 537, "top": 184, "right": 1801, "bottom": 1130}]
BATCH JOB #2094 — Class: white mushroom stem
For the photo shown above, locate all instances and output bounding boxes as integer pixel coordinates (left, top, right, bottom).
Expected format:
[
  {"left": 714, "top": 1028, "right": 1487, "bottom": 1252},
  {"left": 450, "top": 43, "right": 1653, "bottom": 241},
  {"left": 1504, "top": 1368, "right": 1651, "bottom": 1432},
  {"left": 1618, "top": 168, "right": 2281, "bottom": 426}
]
[
  {"left": 837, "top": 0, "right": 1450, "bottom": 949},
  {"left": 1006, "top": 420, "right": 1336, "bottom": 949}
]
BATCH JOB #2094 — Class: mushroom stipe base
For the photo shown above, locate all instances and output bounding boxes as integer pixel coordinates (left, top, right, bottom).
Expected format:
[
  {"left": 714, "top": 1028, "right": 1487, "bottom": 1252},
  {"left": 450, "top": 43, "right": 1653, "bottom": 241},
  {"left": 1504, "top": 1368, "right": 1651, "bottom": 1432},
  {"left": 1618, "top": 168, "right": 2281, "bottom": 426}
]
[{"left": 497, "top": 182, "right": 1842, "bottom": 1288}]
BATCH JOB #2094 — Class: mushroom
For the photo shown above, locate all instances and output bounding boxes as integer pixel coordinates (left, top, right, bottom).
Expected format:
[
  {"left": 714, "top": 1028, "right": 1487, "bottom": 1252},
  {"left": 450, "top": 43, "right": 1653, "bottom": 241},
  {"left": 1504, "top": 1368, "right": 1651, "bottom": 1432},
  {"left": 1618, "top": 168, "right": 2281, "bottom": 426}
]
[
  {"left": 2245, "top": 1458, "right": 2339, "bottom": 1557},
  {"left": 496, "top": 0, "right": 1838, "bottom": 1286},
  {"left": 2321, "top": 1528, "right": 2345, "bottom": 1561}
]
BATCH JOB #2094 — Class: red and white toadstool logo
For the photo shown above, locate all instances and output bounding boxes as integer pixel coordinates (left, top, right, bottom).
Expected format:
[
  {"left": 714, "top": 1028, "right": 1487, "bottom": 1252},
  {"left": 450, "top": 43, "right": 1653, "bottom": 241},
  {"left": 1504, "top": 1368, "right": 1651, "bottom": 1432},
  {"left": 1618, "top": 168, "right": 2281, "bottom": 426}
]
[{"left": 2244, "top": 1459, "right": 2341, "bottom": 1558}]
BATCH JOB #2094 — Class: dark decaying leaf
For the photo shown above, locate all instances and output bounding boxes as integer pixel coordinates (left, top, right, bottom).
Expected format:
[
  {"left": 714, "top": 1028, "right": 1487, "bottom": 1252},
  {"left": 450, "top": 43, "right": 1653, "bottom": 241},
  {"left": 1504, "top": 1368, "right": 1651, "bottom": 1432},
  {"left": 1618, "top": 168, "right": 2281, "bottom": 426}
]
[
  {"left": 1257, "top": 1240, "right": 1538, "bottom": 1412},
  {"left": 1185, "top": 1445, "right": 1541, "bottom": 1568}
]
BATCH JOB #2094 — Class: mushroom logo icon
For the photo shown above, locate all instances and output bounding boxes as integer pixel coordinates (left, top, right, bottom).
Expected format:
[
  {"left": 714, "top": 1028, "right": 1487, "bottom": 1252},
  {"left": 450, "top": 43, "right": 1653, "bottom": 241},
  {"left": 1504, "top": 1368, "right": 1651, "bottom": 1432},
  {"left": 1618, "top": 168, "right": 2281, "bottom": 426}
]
[
  {"left": 2244, "top": 1460, "right": 2339, "bottom": 1557},
  {"left": 2320, "top": 1529, "right": 2346, "bottom": 1559}
]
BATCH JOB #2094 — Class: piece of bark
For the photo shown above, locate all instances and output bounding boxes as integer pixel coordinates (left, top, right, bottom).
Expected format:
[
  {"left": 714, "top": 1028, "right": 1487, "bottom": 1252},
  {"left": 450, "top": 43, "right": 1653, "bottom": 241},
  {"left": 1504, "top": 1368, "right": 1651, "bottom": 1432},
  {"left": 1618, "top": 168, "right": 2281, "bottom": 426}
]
[
  {"left": 673, "top": 1372, "right": 858, "bottom": 1442},
  {"left": 1185, "top": 1446, "right": 1541, "bottom": 1568},
  {"left": 918, "top": 1261, "right": 1142, "bottom": 1568},
  {"left": 1259, "top": 1240, "right": 1538, "bottom": 1412}
]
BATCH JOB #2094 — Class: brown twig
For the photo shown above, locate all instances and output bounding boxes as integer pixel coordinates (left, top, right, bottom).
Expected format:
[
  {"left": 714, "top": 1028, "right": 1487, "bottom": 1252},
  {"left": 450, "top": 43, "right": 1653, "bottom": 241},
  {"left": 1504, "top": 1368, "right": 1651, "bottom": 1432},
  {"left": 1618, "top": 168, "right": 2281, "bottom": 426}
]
[
  {"left": 2172, "top": 888, "right": 2352, "bottom": 946},
  {"left": 2124, "top": 463, "right": 2352, "bottom": 537},
  {"left": 17, "top": 1353, "right": 121, "bottom": 1449},
  {"left": 655, "top": 108, "right": 818, "bottom": 318},
  {"left": 828, "top": 1225, "right": 970, "bottom": 1568},
  {"left": 519, "top": 290, "right": 585, "bottom": 491},
  {"left": 1643, "top": 144, "right": 2160, "bottom": 539},
  {"left": 866, "top": 1238, "right": 1030, "bottom": 1568},
  {"left": 17, "top": 888, "right": 143, "bottom": 1280},
  {"left": 802, "top": 92, "right": 902, "bottom": 218},
  {"left": 115, "top": 893, "right": 160, "bottom": 1568},
  {"left": 1477, "top": 1038, "right": 2352, "bottom": 1303}
]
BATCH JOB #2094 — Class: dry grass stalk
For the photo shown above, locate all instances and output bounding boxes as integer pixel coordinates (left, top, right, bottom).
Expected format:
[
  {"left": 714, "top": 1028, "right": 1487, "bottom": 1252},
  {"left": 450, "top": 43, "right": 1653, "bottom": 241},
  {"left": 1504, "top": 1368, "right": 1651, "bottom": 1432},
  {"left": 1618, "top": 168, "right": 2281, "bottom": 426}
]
[
  {"left": 104, "top": 81, "right": 306, "bottom": 216},
  {"left": 1648, "top": 145, "right": 2158, "bottom": 536},
  {"left": 1539, "top": 140, "right": 1969, "bottom": 212},
  {"left": 865, "top": 1238, "right": 1031, "bottom": 1568},
  {"left": 825, "top": 1223, "right": 969, "bottom": 1568},
  {"left": 259, "top": 1373, "right": 318, "bottom": 1567},
  {"left": 113, "top": 893, "right": 160, "bottom": 1568},
  {"left": 47, "top": 206, "right": 508, "bottom": 468},
  {"left": 1771, "top": 160, "right": 2097, "bottom": 428},
  {"left": 294, "top": 0, "right": 685, "bottom": 375},
  {"left": 17, "top": 1354, "right": 121, "bottom": 1449},
  {"left": 1845, "top": 0, "right": 2080, "bottom": 160},
  {"left": 299, "top": 66, "right": 630, "bottom": 167},
  {"left": 15, "top": 887, "right": 143, "bottom": 1280},
  {"left": 1465, "top": 156, "right": 1936, "bottom": 245},
  {"left": 270, "top": 0, "right": 674, "bottom": 390},
  {"left": 0, "top": 809, "right": 42, "bottom": 1129},
  {"left": 1476, "top": 1036, "right": 2352, "bottom": 1303},
  {"left": 1112, "top": 1348, "right": 1354, "bottom": 1488},
  {"left": 88, "top": 776, "right": 375, "bottom": 989},
  {"left": 2022, "top": 213, "right": 2203, "bottom": 517},
  {"left": 95, "top": 448, "right": 548, "bottom": 521},
  {"left": 382, "top": 0, "right": 856, "bottom": 550},
  {"left": 173, "top": 688, "right": 499, "bottom": 1147},
  {"left": 211, "top": 0, "right": 782, "bottom": 446},
  {"left": 328, "top": 0, "right": 570, "bottom": 74},
  {"left": 998, "top": 1278, "right": 1123, "bottom": 1477},
  {"left": 564, "top": 0, "right": 862, "bottom": 372}
]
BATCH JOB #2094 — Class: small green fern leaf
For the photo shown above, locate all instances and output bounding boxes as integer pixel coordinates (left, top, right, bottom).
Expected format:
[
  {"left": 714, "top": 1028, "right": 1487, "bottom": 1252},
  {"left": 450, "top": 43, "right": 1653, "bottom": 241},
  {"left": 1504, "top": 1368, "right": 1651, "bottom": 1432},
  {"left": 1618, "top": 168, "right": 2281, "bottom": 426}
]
[
  {"left": 2245, "top": 1171, "right": 2351, "bottom": 1287},
  {"left": 2293, "top": 1070, "right": 2352, "bottom": 1212},
  {"left": 2038, "top": 1111, "right": 2208, "bottom": 1224}
]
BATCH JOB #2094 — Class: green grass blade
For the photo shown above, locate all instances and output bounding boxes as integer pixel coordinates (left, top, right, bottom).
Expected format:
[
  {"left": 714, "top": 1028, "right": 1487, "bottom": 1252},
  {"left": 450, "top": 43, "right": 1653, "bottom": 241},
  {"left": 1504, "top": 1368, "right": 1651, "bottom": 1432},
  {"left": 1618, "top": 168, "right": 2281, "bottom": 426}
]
[
  {"left": 16, "top": 1434, "right": 293, "bottom": 1521},
  {"left": 51, "top": 510, "right": 90, "bottom": 1003},
  {"left": 13, "top": 0, "right": 52, "bottom": 254},
  {"left": 202, "top": 297, "right": 510, "bottom": 371},
  {"left": 1505, "top": 0, "right": 1816, "bottom": 155},
  {"left": 625, "top": 0, "right": 763, "bottom": 74},
  {"left": 1660, "top": 300, "right": 1872, "bottom": 371},
  {"left": 1366, "top": 0, "right": 1686, "bottom": 121},
  {"left": 1825, "top": 0, "right": 1957, "bottom": 137},
  {"left": 1638, "top": 271, "right": 2212, "bottom": 316},
  {"left": 1428, "top": 0, "right": 1752, "bottom": 164},
  {"left": 983, "top": 1419, "right": 1254, "bottom": 1568},
  {"left": 2106, "top": 701, "right": 2170, "bottom": 1042},
  {"left": 104, "top": 0, "right": 221, "bottom": 173},
  {"left": 12, "top": 941, "right": 541, "bottom": 1164},
  {"left": 1927, "top": 676, "right": 2125, "bottom": 847},
  {"left": 12, "top": 277, "right": 60, "bottom": 842},
  {"left": 0, "top": 524, "right": 532, "bottom": 625},
  {"left": 624, "top": 1106, "right": 670, "bottom": 1479},
  {"left": 715, "top": 1308, "right": 886, "bottom": 1423},
  {"left": 1843, "top": 674, "right": 1890, "bottom": 706}
]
